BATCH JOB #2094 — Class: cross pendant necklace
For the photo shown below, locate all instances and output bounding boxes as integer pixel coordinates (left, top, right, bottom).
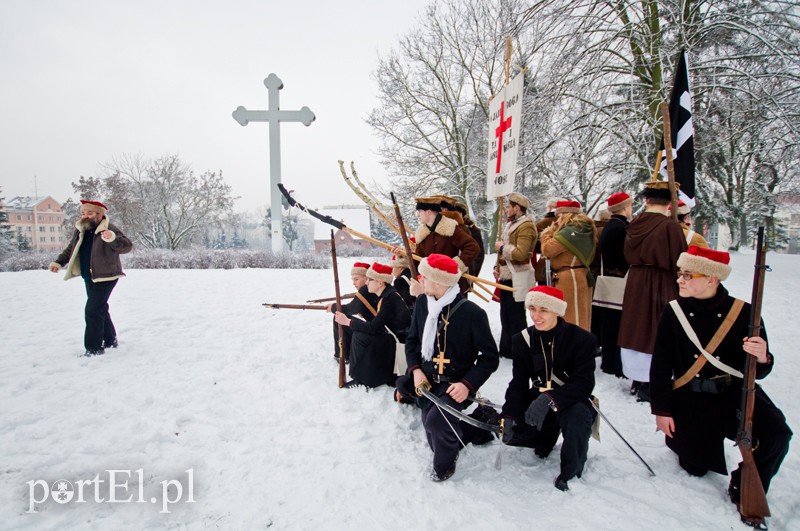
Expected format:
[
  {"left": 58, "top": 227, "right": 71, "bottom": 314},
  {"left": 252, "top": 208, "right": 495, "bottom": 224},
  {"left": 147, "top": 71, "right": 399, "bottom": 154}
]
[{"left": 538, "top": 336, "right": 554, "bottom": 392}]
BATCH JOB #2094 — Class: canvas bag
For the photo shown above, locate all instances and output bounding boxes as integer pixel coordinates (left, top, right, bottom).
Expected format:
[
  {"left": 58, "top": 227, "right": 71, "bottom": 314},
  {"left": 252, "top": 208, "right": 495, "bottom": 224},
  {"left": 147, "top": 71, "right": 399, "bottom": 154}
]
[
  {"left": 510, "top": 264, "right": 535, "bottom": 302},
  {"left": 591, "top": 257, "right": 626, "bottom": 310}
]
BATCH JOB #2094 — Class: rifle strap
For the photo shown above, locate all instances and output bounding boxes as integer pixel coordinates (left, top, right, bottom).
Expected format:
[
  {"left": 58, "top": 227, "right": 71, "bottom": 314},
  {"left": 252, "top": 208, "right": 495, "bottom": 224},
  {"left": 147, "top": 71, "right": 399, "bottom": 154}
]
[
  {"left": 671, "top": 298, "right": 745, "bottom": 389},
  {"left": 355, "top": 292, "right": 378, "bottom": 317}
]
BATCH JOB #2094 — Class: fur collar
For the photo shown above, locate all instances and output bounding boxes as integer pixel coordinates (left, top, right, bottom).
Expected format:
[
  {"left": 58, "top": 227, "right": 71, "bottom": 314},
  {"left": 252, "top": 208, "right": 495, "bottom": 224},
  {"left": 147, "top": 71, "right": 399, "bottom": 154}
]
[
  {"left": 504, "top": 214, "right": 534, "bottom": 236},
  {"left": 415, "top": 214, "right": 457, "bottom": 244},
  {"left": 74, "top": 216, "right": 110, "bottom": 234}
]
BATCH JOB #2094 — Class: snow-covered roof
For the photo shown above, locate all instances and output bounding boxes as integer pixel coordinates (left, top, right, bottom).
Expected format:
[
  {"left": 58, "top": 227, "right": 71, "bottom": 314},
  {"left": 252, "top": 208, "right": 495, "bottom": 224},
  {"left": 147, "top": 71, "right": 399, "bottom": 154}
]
[
  {"left": 4, "top": 196, "right": 60, "bottom": 210},
  {"left": 311, "top": 206, "right": 371, "bottom": 240}
]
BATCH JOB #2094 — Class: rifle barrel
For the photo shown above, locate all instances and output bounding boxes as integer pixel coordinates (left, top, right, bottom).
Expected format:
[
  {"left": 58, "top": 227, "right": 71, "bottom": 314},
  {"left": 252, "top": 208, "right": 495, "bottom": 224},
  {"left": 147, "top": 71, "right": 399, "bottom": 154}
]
[{"left": 262, "top": 303, "right": 327, "bottom": 310}]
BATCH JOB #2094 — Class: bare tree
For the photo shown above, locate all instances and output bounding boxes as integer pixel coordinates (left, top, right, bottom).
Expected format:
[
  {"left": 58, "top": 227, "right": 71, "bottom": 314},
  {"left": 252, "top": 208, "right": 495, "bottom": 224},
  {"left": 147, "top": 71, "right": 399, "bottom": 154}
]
[
  {"left": 73, "top": 153, "right": 237, "bottom": 250},
  {"left": 369, "top": 0, "right": 800, "bottom": 248}
]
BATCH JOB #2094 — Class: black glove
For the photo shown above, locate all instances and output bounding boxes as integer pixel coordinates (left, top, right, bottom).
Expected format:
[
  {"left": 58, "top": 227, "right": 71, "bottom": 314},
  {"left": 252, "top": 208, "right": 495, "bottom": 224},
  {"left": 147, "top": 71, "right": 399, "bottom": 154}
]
[
  {"left": 500, "top": 417, "right": 516, "bottom": 444},
  {"left": 525, "top": 394, "right": 555, "bottom": 430}
]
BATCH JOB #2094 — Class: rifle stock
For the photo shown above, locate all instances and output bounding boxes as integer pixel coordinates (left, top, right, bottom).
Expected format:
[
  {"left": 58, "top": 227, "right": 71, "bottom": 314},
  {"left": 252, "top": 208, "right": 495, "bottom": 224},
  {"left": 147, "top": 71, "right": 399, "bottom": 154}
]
[
  {"left": 330, "top": 230, "right": 347, "bottom": 388},
  {"left": 737, "top": 226, "right": 770, "bottom": 519}
]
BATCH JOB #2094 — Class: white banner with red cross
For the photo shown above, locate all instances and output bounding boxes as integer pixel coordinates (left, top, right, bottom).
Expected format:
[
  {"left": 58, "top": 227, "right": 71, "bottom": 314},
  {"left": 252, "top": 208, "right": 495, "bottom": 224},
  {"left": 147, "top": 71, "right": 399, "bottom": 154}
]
[{"left": 486, "top": 74, "right": 524, "bottom": 198}]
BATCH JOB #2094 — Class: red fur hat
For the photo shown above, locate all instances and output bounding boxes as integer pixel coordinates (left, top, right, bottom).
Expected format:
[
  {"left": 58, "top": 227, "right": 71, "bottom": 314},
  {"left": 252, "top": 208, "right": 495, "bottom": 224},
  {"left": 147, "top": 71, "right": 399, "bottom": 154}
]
[
  {"left": 367, "top": 262, "right": 394, "bottom": 284},
  {"left": 555, "top": 200, "right": 581, "bottom": 215},
  {"left": 525, "top": 286, "right": 567, "bottom": 316},
  {"left": 606, "top": 192, "right": 633, "bottom": 213},
  {"left": 351, "top": 262, "right": 370, "bottom": 277},
  {"left": 80, "top": 199, "right": 108, "bottom": 215},
  {"left": 677, "top": 245, "right": 731, "bottom": 281},
  {"left": 418, "top": 254, "right": 461, "bottom": 287}
]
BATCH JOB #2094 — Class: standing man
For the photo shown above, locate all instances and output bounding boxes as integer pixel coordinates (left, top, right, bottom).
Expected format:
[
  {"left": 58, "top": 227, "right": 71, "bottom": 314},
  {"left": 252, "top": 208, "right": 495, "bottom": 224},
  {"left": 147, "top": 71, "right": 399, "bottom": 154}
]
[
  {"left": 534, "top": 197, "right": 563, "bottom": 285},
  {"left": 454, "top": 201, "right": 485, "bottom": 279},
  {"left": 500, "top": 286, "right": 597, "bottom": 491},
  {"left": 396, "top": 254, "right": 499, "bottom": 481},
  {"left": 650, "top": 246, "right": 791, "bottom": 530},
  {"left": 49, "top": 200, "right": 133, "bottom": 356},
  {"left": 676, "top": 201, "right": 709, "bottom": 248},
  {"left": 411, "top": 197, "right": 480, "bottom": 297},
  {"left": 494, "top": 192, "right": 537, "bottom": 358},
  {"left": 597, "top": 192, "right": 633, "bottom": 377},
  {"left": 618, "top": 181, "right": 687, "bottom": 402}
]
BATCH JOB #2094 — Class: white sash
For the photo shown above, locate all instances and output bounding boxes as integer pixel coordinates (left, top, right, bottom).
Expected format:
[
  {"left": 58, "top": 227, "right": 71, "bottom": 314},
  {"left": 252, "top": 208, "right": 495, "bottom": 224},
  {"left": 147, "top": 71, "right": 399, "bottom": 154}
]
[{"left": 668, "top": 300, "right": 743, "bottom": 378}]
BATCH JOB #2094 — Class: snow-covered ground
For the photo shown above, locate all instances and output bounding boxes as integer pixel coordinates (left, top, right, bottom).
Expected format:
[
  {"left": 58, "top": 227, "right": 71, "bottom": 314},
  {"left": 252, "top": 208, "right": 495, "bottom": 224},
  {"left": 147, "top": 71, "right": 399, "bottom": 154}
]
[{"left": 1, "top": 252, "right": 797, "bottom": 530}]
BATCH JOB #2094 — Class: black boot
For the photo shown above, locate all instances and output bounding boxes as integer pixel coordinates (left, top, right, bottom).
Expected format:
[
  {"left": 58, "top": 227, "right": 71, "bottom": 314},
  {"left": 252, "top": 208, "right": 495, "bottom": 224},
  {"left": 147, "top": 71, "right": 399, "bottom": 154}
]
[
  {"left": 635, "top": 382, "right": 651, "bottom": 403},
  {"left": 430, "top": 455, "right": 458, "bottom": 482},
  {"left": 554, "top": 475, "right": 569, "bottom": 491}
]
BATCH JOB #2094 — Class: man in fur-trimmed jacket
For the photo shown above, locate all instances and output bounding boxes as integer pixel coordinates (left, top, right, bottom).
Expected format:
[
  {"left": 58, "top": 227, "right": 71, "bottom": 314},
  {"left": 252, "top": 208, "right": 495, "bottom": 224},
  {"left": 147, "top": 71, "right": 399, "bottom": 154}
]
[
  {"left": 410, "top": 196, "right": 480, "bottom": 297},
  {"left": 50, "top": 200, "right": 133, "bottom": 356},
  {"left": 494, "top": 192, "right": 537, "bottom": 358}
]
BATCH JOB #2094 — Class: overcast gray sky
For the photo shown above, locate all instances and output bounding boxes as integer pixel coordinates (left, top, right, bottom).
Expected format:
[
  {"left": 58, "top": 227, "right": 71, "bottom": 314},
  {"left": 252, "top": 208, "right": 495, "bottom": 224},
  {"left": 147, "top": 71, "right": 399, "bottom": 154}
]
[{"left": 0, "top": 0, "right": 429, "bottom": 213}]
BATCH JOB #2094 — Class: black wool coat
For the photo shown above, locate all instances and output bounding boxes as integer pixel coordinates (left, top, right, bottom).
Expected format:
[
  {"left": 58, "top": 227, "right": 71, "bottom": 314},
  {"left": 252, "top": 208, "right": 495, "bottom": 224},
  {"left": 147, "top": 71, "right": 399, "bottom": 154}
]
[
  {"left": 337, "top": 285, "right": 379, "bottom": 322},
  {"left": 392, "top": 268, "right": 416, "bottom": 311},
  {"left": 501, "top": 319, "right": 596, "bottom": 423},
  {"left": 650, "top": 286, "right": 775, "bottom": 474},
  {"left": 405, "top": 294, "right": 499, "bottom": 393},
  {"left": 349, "top": 285, "right": 411, "bottom": 387},
  {"left": 598, "top": 215, "right": 630, "bottom": 277}
]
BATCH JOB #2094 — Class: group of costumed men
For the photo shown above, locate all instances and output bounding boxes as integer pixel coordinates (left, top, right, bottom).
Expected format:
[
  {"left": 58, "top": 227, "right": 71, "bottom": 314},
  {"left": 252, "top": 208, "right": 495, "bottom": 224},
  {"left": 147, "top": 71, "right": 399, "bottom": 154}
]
[{"left": 319, "top": 190, "right": 789, "bottom": 529}]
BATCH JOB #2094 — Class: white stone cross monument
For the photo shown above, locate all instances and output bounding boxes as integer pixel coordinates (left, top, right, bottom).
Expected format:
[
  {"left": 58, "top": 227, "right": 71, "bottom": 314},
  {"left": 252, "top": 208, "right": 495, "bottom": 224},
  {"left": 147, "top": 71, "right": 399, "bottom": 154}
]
[{"left": 233, "top": 73, "right": 315, "bottom": 253}]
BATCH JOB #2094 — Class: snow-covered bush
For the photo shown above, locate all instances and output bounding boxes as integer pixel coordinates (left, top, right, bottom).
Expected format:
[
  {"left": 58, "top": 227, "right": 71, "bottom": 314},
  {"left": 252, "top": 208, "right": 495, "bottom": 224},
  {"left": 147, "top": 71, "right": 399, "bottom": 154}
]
[{"left": 0, "top": 248, "right": 329, "bottom": 272}]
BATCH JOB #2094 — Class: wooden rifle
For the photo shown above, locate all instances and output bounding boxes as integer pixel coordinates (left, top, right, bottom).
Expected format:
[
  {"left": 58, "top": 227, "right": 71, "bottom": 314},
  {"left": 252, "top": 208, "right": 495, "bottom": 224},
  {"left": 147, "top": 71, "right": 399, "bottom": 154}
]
[
  {"left": 278, "top": 183, "right": 512, "bottom": 292},
  {"left": 262, "top": 303, "right": 327, "bottom": 310},
  {"left": 306, "top": 292, "right": 356, "bottom": 304},
  {"left": 331, "top": 229, "right": 347, "bottom": 388},
  {"left": 736, "top": 226, "right": 770, "bottom": 520},
  {"left": 390, "top": 191, "right": 418, "bottom": 278}
]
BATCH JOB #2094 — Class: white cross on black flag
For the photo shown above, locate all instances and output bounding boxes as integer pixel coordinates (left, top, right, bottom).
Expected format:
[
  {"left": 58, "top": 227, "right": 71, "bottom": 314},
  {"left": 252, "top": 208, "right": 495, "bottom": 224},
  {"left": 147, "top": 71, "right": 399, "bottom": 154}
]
[{"left": 659, "top": 50, "right": 695, "bottom": 206}]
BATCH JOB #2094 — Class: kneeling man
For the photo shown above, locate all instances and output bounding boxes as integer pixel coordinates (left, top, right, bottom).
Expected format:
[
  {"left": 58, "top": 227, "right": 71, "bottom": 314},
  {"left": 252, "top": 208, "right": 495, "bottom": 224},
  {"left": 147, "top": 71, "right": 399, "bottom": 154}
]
[
  {"left": 500, "top": 286, "right": 597, "bottom": 491},
  {"left": 650, "top": 246, "right": 791, "bottom": 530}
]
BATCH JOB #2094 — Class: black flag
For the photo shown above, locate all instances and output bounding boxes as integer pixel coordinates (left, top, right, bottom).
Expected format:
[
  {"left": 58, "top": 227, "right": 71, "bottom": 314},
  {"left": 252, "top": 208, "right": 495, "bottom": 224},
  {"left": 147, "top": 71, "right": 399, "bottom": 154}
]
[{"left": 659, "top": 50, "right": 695, "bottom": 204}]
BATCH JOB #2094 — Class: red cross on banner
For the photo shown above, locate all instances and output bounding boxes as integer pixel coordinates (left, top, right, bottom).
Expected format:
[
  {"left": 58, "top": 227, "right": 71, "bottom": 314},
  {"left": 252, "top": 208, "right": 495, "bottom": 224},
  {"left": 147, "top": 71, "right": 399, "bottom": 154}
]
[
  {"left": 495, "top": 101, "right": 512, "bottom": 173},
  {"left": 486, "top": 74, "right": 524, "bottom": 198}
]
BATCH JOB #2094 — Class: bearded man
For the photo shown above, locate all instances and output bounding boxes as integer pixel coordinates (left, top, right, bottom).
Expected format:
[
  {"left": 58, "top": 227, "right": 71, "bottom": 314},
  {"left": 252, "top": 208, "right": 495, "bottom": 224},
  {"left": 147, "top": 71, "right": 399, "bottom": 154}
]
[{"left": 50, "top": 200, "right": 133, "bottom": 356}]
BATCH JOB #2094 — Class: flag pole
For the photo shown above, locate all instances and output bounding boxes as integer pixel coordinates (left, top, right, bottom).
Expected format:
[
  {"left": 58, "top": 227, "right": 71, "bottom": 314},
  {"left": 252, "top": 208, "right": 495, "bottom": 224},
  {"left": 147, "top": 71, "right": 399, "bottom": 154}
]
[
  {"left": 660, "top": 102, "right": 680, "bottom": 221},
  {"left": 495, "top": 36, "right": 513, "bottom": 243}
]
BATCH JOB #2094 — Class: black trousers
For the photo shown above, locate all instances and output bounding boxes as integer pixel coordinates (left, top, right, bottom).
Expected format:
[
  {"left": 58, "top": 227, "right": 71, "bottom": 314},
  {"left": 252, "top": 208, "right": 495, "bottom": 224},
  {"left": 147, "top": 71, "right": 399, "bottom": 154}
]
[
  {"left": 84, "top": 279, "right": 118, "bottom": 351},
  {"left": 679, "top": 390, "right": 792, "bottom": 495},
  {"left": 599, "top": 308, "right": 624, "bottom": 377},
  {"left": 396, "top": 375, "right": 481, "bottom": 475},
  {"left": 420, "top": 382, "right": 468, "bottom": 476},
  {"left": 506, "top": 401, "right": 595, "bottom": 481},
  {"left": 499, "top": 280, "right": 526, "bottom": 358}
]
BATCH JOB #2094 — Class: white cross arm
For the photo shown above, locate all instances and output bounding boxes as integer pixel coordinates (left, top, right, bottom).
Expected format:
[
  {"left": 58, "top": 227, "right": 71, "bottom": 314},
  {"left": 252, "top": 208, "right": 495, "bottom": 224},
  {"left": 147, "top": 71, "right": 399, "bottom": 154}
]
[{"left": 232, "top": 106, "right": 316, "bottom": 127}]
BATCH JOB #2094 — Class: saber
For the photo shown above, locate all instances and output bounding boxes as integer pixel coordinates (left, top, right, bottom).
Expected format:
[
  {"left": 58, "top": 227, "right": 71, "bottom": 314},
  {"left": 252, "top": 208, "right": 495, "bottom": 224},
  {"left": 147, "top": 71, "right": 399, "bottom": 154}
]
[
  {"left": 587, "top": 398, "right": 656, "bottom": 476},
  {"left": 416, "top": 383, "right": 501, "bottom": 434}
]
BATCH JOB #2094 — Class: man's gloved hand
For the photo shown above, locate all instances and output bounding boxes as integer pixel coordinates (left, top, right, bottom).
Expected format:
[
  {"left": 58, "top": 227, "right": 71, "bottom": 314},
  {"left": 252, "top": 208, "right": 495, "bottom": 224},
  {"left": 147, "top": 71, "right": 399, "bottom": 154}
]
[
  {"left": 500, "top": 417, "right": 516, "bottom": 444},
  {"left": 525, "top": 394, "right": 555, "bottom": 430}
]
